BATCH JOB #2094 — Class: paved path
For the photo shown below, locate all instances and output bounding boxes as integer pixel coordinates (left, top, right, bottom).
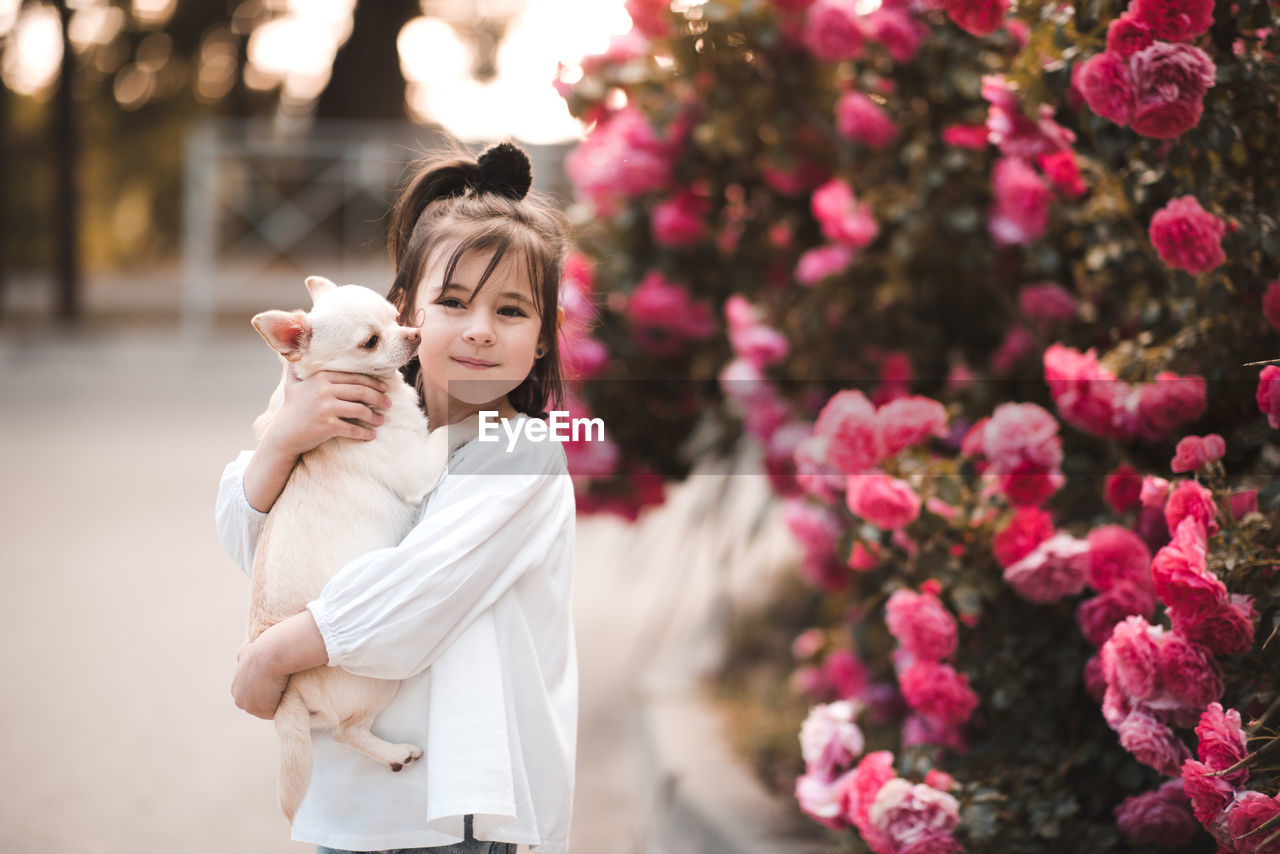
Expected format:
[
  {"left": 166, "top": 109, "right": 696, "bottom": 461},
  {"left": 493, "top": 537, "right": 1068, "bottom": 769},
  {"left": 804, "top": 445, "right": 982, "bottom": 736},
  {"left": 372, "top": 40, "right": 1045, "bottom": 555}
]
[{"left": 0, "top": 312, "right": 801, "bottom": 854}]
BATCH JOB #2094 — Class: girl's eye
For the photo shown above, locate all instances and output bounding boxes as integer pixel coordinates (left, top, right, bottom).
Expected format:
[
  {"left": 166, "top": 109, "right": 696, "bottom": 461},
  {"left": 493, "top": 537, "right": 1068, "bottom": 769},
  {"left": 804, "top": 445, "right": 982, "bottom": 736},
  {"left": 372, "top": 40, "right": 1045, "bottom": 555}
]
[
  {"left": 438, "top": 297, "right": 466, "bottom": 309},
  {"left": 499, "top": 306, "right": 528, "bottom": 318},
  {"left": 362, "top": 334, "right": 380, "bottom": 349}
]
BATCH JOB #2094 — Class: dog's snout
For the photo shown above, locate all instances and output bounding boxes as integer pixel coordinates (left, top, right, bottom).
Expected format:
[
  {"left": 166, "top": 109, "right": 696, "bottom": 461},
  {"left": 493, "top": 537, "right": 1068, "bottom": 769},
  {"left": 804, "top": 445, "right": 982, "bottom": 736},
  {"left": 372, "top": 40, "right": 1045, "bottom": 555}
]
[{"left": 403, "top": 327, "right": 421, "bottom": 344}]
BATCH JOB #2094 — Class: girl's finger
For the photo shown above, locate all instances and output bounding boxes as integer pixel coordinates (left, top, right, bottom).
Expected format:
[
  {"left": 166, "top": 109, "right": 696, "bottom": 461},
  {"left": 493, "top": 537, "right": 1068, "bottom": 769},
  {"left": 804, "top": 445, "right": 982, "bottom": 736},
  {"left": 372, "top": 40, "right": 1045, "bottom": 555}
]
[
  {"left": 335, "top": 401, "right": 384, "bottom": 425},
  {"left": 335, "top": 421, "right": 378, "bottom": 441},
  {"left": 333, "top": 385, "right": 393, "bottom": 411}
]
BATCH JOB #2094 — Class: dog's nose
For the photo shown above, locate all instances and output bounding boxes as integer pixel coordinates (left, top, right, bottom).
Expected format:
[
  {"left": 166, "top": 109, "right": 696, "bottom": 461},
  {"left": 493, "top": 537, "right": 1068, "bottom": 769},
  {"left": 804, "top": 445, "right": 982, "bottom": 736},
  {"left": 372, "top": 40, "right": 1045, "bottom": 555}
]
[{"left": 404, "top": 327, "right": 421, "bottom": 344}]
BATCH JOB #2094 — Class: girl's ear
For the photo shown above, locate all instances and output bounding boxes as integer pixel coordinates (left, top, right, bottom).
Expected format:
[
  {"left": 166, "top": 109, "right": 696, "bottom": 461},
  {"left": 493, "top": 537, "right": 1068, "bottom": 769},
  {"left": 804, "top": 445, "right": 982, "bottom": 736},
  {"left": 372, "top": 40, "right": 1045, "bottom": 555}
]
[
  {"left": 555, "top": 306, "right": 565, "bottom": 330},
  {"left": 252, "top": 310, "right": 311, "bottom": 360},
  {"left": 304, "top": 275, "right": 338, "bottom": 304}
]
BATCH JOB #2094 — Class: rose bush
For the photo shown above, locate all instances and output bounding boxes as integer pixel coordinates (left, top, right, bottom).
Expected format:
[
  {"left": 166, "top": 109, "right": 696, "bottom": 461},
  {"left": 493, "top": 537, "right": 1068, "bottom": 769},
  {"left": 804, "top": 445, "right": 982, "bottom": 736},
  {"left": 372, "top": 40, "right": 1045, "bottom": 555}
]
[{"left": 558, "top": 0, "right": 1280, "bottom": 849}]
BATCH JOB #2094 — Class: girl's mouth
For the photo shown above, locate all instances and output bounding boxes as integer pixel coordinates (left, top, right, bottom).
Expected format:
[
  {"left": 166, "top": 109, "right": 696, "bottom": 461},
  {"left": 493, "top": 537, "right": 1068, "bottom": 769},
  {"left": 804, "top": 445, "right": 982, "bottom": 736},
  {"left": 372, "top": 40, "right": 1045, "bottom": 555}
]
[{"left": 451, "top": 356, "right": 499, "bottom": 369}]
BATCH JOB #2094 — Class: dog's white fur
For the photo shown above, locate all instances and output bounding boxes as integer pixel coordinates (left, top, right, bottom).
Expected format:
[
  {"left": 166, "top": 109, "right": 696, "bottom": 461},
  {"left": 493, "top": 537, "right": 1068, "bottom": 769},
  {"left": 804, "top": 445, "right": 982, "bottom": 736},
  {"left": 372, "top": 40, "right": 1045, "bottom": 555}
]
[{"left": 249, "top": 276, "right": 474, "bottom": 822}]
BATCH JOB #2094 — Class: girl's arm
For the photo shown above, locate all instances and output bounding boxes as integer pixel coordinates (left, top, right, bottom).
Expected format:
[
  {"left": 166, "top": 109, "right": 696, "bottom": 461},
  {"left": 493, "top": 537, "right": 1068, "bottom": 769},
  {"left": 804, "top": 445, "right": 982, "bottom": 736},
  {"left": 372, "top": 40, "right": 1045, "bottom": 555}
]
[{"left": 231, "top": 611, "right": 329, "bottom": 719}]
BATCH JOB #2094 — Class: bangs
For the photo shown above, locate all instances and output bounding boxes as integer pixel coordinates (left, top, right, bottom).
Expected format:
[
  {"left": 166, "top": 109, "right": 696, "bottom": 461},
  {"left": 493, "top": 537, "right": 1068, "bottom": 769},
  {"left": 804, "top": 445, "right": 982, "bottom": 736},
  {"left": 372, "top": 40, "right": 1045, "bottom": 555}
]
[{"left": 432, "top": 221, "right": 551, "bottom": 320}]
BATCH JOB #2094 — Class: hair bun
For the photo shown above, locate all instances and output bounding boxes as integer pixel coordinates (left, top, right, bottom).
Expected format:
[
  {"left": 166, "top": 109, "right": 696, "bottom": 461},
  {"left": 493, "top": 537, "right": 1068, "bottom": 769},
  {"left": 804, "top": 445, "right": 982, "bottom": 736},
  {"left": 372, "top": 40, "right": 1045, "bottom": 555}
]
[{"left": 472, "top": 142, "right": 533, "bottom": 200}]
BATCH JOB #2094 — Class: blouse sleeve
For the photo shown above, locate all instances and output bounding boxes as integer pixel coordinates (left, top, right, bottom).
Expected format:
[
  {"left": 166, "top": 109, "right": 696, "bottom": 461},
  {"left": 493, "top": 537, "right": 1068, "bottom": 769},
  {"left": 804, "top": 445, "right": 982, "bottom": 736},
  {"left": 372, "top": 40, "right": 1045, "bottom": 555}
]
[
  {"left": 214, "top": 450, "right": 270, "bottom": 577},
  {"left": 306, "top": 438, "right": 572, "bottom": 681}
]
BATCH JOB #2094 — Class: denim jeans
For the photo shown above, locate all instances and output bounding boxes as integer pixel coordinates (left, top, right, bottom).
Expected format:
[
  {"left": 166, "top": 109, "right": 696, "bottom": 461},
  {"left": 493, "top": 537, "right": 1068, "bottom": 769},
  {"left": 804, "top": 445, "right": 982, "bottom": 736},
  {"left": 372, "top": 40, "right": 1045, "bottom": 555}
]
[{"left": 316, "top": 814, "right": 517, "bottom": 854}]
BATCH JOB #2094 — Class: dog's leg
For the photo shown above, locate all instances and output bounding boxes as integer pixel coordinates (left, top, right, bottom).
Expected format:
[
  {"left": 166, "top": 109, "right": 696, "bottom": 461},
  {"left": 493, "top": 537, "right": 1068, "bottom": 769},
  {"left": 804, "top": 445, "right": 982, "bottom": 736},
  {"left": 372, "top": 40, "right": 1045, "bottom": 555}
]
[
  {"left": 274, "top": 685, "right": 313, "bottom": 823},
  {"left": 331, "top": 718, "right": 423, "bottom": 772}
]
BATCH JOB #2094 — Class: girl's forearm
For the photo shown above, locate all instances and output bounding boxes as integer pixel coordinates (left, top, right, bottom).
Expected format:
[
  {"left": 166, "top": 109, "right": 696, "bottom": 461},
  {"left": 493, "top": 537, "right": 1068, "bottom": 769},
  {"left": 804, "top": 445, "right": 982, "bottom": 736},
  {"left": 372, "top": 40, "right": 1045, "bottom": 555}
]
[{"left": 242, "top": 435, "right": 298, "bottom": 513}]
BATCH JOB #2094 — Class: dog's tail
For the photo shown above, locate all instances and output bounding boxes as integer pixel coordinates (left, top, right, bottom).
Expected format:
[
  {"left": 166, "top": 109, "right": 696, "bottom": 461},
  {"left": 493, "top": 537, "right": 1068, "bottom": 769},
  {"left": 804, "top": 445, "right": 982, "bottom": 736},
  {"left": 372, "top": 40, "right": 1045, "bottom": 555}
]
[{"left": 275, "top": 683, "right": 313, "bottom": 823}]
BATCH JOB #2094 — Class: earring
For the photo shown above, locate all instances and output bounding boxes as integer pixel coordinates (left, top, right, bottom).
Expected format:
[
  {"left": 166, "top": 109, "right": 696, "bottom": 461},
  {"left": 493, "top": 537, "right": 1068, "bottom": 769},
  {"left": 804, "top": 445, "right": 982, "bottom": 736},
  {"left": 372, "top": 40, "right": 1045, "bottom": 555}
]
[{"left": 536, "top": 346, "right": 546, "bottom": 358}]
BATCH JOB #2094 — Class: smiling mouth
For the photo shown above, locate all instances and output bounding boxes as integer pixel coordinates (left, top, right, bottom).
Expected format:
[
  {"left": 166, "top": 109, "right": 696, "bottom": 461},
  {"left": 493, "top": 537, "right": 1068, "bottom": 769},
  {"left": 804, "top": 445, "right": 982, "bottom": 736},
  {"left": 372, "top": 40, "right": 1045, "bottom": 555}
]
[{"left": 451, "top": 356, "right": 499, "bottom": 369}]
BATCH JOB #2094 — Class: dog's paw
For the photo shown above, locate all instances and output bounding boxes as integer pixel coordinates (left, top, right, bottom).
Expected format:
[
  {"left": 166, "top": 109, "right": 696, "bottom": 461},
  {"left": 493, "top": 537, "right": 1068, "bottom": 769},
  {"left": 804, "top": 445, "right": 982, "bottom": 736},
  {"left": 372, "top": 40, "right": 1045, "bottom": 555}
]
[{"left": 388, "top": 744, "right": 423, "bottom": 772}]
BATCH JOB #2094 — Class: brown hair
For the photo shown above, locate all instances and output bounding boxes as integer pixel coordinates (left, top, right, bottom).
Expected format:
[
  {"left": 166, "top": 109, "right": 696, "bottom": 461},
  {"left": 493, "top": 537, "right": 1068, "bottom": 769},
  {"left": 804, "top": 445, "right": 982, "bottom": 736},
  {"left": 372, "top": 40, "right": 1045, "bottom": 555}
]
[{"left": 385, "top": 142, "right": 568, "bottom": 417}]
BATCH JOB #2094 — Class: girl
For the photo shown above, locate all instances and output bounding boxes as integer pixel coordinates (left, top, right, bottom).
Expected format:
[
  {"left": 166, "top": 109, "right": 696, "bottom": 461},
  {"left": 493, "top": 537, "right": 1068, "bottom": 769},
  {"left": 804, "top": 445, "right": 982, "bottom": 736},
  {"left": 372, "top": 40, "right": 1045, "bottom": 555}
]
[{"left": 215, "top": 142, "right": 577, "bottom": 854}]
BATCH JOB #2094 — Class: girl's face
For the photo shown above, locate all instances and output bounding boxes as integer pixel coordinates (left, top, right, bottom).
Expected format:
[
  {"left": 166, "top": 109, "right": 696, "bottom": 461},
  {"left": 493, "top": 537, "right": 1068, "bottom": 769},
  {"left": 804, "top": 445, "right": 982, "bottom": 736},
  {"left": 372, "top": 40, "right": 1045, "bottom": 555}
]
[{"left": 411, "top": 245, "right": 544, "bottom": 426}]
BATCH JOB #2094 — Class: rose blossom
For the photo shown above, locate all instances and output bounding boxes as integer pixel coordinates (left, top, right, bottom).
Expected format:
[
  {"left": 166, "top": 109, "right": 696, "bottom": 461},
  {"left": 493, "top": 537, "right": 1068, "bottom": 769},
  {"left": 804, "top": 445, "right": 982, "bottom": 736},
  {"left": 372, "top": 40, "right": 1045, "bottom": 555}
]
[
  {"left": 800, "top": 700, "right": 866, "bottom": 776},
  {"left": 795, "top": 244, "right": 854, "bottom": 285},
  {"left": 988, "top": 156, "right": 1052, "bottom": 246},
  {"left": 650, "top": 191, "right": 708, "bottom": 246},
  {"left": 835, "top": 91, "right": 899, "bottom": 148},
  {"left": 942, "top": 123, "right": 989, "bottom": 148},
  {"left": 812, "top": 178, "right": 880, "bottom": 248},
  {"left": 1004, "top": 533, "right": 1090, "bottom": 603},
  {"left": 1114, "top": 779, "right": 1199, "bottom": 847},
  {"left": 1170, "top": 433, "right": 1226, "bottom": 473},
  {"left": 898, "top": 660, "right": 979, "bottom": 726},
  {"left": 993, "top": 506, "right": 1055, "bottom": 567},
  {"left": 1225, "top": 791, "right": 1280, "bottom": 854},
  {"left": 1130, "top": 42, "right": 1217, "bottom": 139},
  {"left": 1043, "top": 343, "right": 1132, "bottom": 438},
  {"left": 1170, "top": 593, "right": 1255, "bottom": 657},
  {"left": 1078, "top": 50, "right": 1136, "bottom": 126},
  {"left": 1102, "top": 615, "right": 1162, "bottom": 700},
  {"left": 1181, "top": 759, "right": 1236, "bottom": 827},
  {"left": 877, "top": 396, "right": 948, "bottom": 457},
  {"left": 1164, "top": 480, "right": 1218, "bottom": 536},
  {"left": 1264, "top": 279, "right": 1280, "bottom": 332},
  {"left": 1019, "top": 282, "right": 1078, "bottom": 327},
  {"left": 868, "top": 778, "right": 962, "bottom": 851},
  {"left": 1141, "top": 475, "right": 1171, "bottom": 509},
  {"left": 1105, "top": 463, "right": 1144, "bottom": 514},
  {"left": 862, "top": 7, "right": 925, "bottom": 63},
  {"left": 825, "top": 648, "right": 871, "bottom": 699},
  {"left": 1130, "top": 0, "right": 1215, "bottom": 43},
  {"left": 1135, "top": 371, "right": 1207, "bottom": 440},
  {"left": 1231, "top": 489, "right": 1259, "bottom": 519},
  {"left": 944, "top": 0, "right": 1010, "bottom": 36},
  {"left": 885, "top": 588, "right": 958, "bottom": 661},
  {"left": 983, "top": 75, "right": 1076, "bottom": 159},
  {"left": 847, "top": 472, "right": 922, "bottom": 530},
  {"left": 1077, "top": 583, "right": 1157, "bottom": 646},
  {"left": 1258, "top": 365, "right": 1280, "bottom": 429},
  {"left": 1195, "top": 702, "right": 1249, "bottom": 784},
  {"left": 1086, "top": 524, "right": 1152, "bottom": 592},
  {"left": 804, "top": 0, "right": 864, "bottom": 61},
  {"left": 815, "top": 389, "right": 882, "bottom": 473},
  {"left": 1117, "top": 709, "right": 1192, "bottom": 777},
  {"left": 1037, "top": 149, "right": 1087, "bottom": 198},
  {"left": 981, "top": 402, "right": 1063, "bottom": 473},
  {"left": 796, "top": 768, "right": 853, "bottom": 829},
  {"left": 1151, "top": 517, "right": 1224, "bottom": 617},
  {"left": 1106, "top": 11, "right": 1155, "bottom": 58},
  {"left": 566, "top": 106, "right": 672, "bottom": 216},
  {"left": 1154, "top": 631, "right": 1223, "bottom": 721},
  {"left": 626, "top": 272, "right": 715, "bottom": 339}
]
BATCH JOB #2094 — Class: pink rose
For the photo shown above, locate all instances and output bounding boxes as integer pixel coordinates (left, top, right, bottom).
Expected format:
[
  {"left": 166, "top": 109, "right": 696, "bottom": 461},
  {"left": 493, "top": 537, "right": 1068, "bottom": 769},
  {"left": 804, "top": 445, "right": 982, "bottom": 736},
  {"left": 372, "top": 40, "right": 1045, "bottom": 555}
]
[
  {"left": 898, "top": 660, "right": 978, "bottom": 726},
  {"left": 566, "top": 106, "right": 672, "bottom": 216},
  {"left": 1164, "top": 480, "right": 1218, "bottom": 536},
  {"left": 803, "top": 0, "right": 864, "bottom": 61},
  {"left": 988, "top": 156, "right": 1053, "bottom": 246},
  {"left": 1231, "top": 489, "right": 1259, "bottom": 519},
  {"left": 1117, "top": 709, "right": 1192, "bottom": 777},
  {"left": 1114, "top": 779, "right": 1199, "bottom": 846},
  {"left": 794, "top": 433, "right": 846, "bottom": 502},
  {"left": 844, "top": 750, "right": 899, "bottom": 834},
  {"left": 868, "top": 778, "right": 962, "bottom": 851},
  {"left": 1170, "top": 594, "right": 1255, "bottom": 657},
  {"left": 847, "top": 472, "right": 921, "bottom": 530},
  {"left": 1102, "top": 615, "right": 1162, "bottom": 700},
  {"left": 1037, "top": 149, "right": 1086, "bottom": 198},
  {"left": 812, "top": 178, "right": 880, "bottom": 248},
  {"left": 1135, "top": 371, "right": 1207, "bottom": 440},
  {"left": 1019, "top": 281, "right": 1078, "bottom": 327},
  {"left": 994, "top": 461, "right": 1064, "bottom": 507},
  {"left": 1078, "top": 51, "right": 1136, "bottom": 126},
  {"left": 1155, "top": 631, "right": 1224, "bottom": 718},
  {"left": 993, "top": 506, "right": 1055, "bottom": 568},
  {"left": 1086, "top": 524, "right": 1153, "bottom": 592},
  {"left": 1263, "top": 278, "right": 1280, "bottom": 332},
  {"left": 862, "top": 7, "right": 925, "bottom": 62},
  {"left": 944, "top": 0, "right": 1010, "bottom": 36},
  {"left": 1077, "top": 583, "right": 1157, "bottom": 646},
  {"left": 796, "top": 768, "right": 853, "bottom": 829},
  {"left": 1151, "top": 516, "right": 1224, "bottom": 616},
  {"left": 1150, "top": 194, "right": 1227, "bottom": 273},
  {"left": 650, "top": 191, "right": 708, "bottom": 246},
  {"left": 1130, "top": 42, "right": 1217, "bottom": 139},
  {"left": 1195, "top": 702, "right": 1248, "bottom": 784},
  {"left": 942, "top": 123, "right": 989, "bottom": 148},
  {"left": 1130, "top": 0, "right": 1215, "bottom": 42},
  {"left": 983, "top": 75, "right": 1076, "bottom": 159},
  {"left": 1004, "top": 533, "right": 1090, "bottom": 602},
  {"left": 824, "top": 648, "right": 871, "bottom": 699},
  {"left": 625, "top": 0, "right": 671, "bottom": 38},
  {"left": 1105, "top": 463, "right": 1144, "bottom": 514},
  {"left": 800, "top": 700, "right": 866, "bottom": 776},
  {"left": 1170, "top": 433, "right": 1226, "bottom": 473},
  {"left": 1141, "top": 475, "right": 1171, "bottom": 509},
  {"left": 990, "top": 325, "right": 1035, "bottom": 375},
  {"left": 816, "top": 389, "right": 882, "bottom": 473},
  {"left": 795, "top": 244, "right": 855, "bottom": 285},
  {"left": 626, "top": 272, "right": 715, "bottom": 338},
  {"left": 1224, "top": 791, "right": 1280, "bottom": 854},
  {"left": 1181, "top": 759, "right": 1236, "bottom": 827},
  {"left": 1106, "top": 11, "right": 1156, "bottom": 58},
  {"left": 783, "top": 499, "right": 849, "bottom": 593},
  {"left": 885, "top": 588, "right": 958, "bottom": 661},
  {"left": 1258, "top": 365, "right": 1280, "bottom": 429},
  {"left": 981, "top": 401, "right": 1063, "bottom": 474},
  {"left": 835, "top": 91, "right": 899, "bottom": 148},
  {"left": 877, "top": 396, "right": 948, "bottom": 457}
]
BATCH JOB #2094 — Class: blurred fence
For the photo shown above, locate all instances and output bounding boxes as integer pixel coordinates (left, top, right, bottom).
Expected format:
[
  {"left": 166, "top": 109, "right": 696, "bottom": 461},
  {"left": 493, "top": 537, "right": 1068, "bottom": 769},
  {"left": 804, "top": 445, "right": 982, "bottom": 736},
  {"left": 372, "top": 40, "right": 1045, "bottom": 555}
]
[{"left": 180, "top": 119, "right": 572, "bottom": 336}]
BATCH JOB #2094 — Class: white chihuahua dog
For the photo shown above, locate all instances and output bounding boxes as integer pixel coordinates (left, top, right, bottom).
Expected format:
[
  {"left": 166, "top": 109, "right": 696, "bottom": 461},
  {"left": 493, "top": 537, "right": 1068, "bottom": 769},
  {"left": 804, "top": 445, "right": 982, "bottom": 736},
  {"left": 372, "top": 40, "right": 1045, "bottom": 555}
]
[{"left": 249, "top": 275, "right": 473, "bottom": 822}]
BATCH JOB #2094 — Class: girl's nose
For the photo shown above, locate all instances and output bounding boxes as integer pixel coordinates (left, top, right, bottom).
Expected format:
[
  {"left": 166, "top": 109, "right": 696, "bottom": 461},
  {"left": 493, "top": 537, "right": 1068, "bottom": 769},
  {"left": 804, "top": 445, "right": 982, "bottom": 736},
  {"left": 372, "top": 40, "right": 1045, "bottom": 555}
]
[{"left": 463, "top": 319, "right": 496, "bottom": 346}]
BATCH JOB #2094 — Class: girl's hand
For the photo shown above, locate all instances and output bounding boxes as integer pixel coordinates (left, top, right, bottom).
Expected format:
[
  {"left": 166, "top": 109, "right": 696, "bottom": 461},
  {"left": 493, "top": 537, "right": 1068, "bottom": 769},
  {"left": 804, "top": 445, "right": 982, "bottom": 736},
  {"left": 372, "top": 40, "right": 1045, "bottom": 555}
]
[
  {"left": 263, "top": 369, "right": 395, "bottom": 458},
  {"left": 231, "top": 638, "right": 290, "bottom": 720}
]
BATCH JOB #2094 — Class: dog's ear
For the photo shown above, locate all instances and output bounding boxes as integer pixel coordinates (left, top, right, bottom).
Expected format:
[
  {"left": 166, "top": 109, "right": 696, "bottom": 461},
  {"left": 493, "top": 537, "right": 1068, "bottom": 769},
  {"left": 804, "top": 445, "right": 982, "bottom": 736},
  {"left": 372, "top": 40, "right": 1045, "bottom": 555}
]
[
  {"left": 304, "top": 275, "right": 338, "bottom": 305},
  {"left": 252, "top": 310, "right": 311, "bottom": 360}
]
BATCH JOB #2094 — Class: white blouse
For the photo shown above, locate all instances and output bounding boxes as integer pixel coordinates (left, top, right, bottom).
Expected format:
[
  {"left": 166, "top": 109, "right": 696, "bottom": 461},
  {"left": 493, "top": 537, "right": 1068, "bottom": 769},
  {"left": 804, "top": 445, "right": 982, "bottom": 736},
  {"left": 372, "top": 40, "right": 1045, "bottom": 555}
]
[{"left": 215, "top": 417, "right": 577, "bottom": 852}]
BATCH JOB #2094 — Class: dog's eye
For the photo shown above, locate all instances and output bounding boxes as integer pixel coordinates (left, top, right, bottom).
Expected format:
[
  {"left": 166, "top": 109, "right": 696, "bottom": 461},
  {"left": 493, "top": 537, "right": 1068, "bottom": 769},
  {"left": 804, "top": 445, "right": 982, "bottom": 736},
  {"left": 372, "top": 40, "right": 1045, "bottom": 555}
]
[{"left": 362, "top": 334, "right": 380, "bottom": 349}]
